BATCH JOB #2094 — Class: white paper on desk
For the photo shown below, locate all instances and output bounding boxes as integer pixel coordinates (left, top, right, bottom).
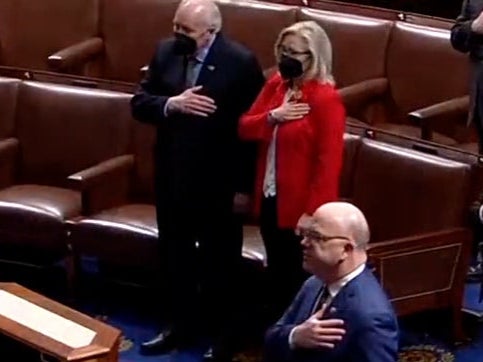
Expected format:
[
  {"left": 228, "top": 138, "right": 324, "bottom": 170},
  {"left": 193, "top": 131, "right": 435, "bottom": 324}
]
[{"left": 0, "top": 290, "right": 96, "bottom": 348}]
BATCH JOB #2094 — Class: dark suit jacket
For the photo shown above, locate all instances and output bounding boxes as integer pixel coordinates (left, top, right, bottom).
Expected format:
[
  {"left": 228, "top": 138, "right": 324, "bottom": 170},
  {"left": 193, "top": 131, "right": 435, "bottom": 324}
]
[
  {"left": 130, "top": 33, "right": 264, "bottom": 217},
  {"left": 264, "top": 266, "right": 399, "bottom": 362},
  {"left": 451, "top": 0, "right": 483, "bottom": 125}
]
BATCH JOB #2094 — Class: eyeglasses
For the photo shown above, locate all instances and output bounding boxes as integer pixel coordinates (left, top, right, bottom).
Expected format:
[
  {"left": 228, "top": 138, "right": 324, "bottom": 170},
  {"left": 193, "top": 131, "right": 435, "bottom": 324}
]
[
  {"left": 278, "top": 45, "right": 311, "bottom": 57},
  {"left": 299, "top": 229, "right": 351, "bottom": 243}
]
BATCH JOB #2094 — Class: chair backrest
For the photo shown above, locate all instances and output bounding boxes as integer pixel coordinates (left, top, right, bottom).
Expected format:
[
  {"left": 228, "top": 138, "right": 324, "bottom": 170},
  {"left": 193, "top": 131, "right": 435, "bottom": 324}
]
[
  {"left": 100, "top": 0, "right": 180, "bottom": 82},
  {"left": 14, "top": 81, "right": 133, "bottom": 186},
  {"left": 218, "top": 0, "right": 298, "bottom": 69},
  {"left": 0, "top": 77, "right": 20, "bottom": 138},
  {"left": 351, "top": 138, "right": 472, "bottom": 242},
  {"left": 297, "top": 7, "right": 393, "bottom": 87},
  {"left": 385, "top": 22, "right": 469, "bottom": 117},
  {"left": 0, "top": 0, "right": 99, "bottom": 70}
]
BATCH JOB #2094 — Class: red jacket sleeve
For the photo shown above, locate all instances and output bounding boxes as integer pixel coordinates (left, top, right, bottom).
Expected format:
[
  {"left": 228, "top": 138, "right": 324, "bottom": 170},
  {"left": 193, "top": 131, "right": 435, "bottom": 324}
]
[
  {"left": 305, "top": 87, "right": 346, "bottom": 214},
  {"left": 239, "top": 74, "right": 280, "bottom": 141}
]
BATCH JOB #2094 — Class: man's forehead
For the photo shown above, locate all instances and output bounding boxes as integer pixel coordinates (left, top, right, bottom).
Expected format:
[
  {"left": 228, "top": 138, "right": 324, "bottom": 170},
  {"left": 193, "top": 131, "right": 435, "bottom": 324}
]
[
  {"left": 312, "top": 213, "right": 344, "bottom": 234},
  {"left": 174, "top": 10, "right": 205, "bottom": 30}
]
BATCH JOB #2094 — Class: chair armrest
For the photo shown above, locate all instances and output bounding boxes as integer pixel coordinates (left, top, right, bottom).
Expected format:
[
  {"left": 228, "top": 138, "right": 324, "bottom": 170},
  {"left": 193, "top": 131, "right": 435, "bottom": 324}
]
[
  {"left": 0, "top": 138, "right": 19, "bottom": 189},
  {"left": 338, "top": 78, "right": 388, "bottom": 117},
  {"left": 408, "top": 95, "right": 470, "bottom": 141},
  {"left": 140, "top": 65, "right": 149, "bottom": 79},
  {"left": 48, "top": 37, "right": 104, "bottom": 72},
  {"left": 67, "top": 155, "right": 134, "bottom": 215},
  {"left": 368, "top": 227, "right": 472, "bottom": 316}
]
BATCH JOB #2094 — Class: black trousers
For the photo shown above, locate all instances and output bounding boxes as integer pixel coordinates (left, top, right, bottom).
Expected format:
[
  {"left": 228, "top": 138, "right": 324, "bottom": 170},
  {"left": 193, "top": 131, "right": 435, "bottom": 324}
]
[
  {"left": 260, "top": 196, "right": 307, "bottom": 323},
  {"left": 157, "top": 198, "right": 242, "bottom": 341}
]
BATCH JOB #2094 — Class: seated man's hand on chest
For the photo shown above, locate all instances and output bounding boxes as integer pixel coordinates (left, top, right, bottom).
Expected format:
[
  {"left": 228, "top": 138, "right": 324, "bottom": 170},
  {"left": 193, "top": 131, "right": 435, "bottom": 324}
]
[{"left": 290, "top": 305, "right": 345, "bottom": 350}]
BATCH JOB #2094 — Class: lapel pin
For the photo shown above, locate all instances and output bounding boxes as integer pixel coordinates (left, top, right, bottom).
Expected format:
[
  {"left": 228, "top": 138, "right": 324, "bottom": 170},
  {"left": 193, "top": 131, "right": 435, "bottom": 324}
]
[{"left": 207, "top": 65, "right": 215, "bottom": 71}]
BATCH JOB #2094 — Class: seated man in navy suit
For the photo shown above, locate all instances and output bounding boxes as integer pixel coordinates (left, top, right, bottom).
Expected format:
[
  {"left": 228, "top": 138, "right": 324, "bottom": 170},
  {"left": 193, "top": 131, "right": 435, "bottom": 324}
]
[{"left": 264, "top": 201, "right": 399, "bottom": 362}]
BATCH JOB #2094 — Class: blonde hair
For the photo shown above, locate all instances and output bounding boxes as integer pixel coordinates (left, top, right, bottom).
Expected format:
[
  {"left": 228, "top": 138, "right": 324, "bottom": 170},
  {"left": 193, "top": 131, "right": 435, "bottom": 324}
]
[{"left": 274, "top": 21, "right": 334, "bottom": 84}]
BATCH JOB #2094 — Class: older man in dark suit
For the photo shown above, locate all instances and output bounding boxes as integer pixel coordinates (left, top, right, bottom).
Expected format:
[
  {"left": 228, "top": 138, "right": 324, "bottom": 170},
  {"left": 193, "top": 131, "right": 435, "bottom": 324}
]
[
  {"left": 451, "top": 0, "right": 483, "bottom": 153},
  {"left": 130, "top": 0, "right": 264, "bottom": 360},
  {"left": 264, "top": 202, "right": 399, "bottom": 362},
  {"left": 451, "top": 0, "right": 483, "bottom": 279}
]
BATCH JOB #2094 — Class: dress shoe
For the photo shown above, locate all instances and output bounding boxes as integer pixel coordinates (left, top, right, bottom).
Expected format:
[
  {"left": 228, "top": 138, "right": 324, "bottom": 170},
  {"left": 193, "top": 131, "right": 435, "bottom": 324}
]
[
  {"left": 203, "top": 344, "right": 237, "bottom": 362},
  {"left": 139, "top": 329, "right": 178, "bottom": 356}
]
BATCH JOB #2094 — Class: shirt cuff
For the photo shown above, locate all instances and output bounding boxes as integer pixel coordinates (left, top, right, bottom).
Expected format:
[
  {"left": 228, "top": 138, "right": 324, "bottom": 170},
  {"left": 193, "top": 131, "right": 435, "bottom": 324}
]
[
  {"left": 288, "top": 327, "right": 296, "bottom": 349},
  {"left": 164, "top": 98, "right": 173, "bottom": 117}
]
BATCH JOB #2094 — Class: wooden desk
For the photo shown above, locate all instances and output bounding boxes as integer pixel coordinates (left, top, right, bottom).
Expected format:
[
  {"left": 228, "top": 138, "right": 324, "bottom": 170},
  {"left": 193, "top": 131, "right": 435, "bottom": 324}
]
[{"left": 0, "top": 283, "right": 121, "bottom": 362}]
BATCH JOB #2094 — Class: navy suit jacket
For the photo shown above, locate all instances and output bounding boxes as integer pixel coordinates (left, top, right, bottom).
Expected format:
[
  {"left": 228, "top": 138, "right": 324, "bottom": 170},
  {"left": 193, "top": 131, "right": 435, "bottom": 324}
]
[
  {"left": 264, "top": 266, "right": 399, "bottom": 362},
  {"left": 130, "top": 33, "right": 264, "bottom": 218}
]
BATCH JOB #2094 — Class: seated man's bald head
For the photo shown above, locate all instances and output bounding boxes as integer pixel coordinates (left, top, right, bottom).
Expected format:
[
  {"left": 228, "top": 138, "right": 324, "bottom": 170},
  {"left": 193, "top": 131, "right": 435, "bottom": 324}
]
[
  {"left": 313, "top": 202, "right": 370, "bottom": 248},
  {"left": 175, "top": 0, "right": 222, "bottom": 32}
]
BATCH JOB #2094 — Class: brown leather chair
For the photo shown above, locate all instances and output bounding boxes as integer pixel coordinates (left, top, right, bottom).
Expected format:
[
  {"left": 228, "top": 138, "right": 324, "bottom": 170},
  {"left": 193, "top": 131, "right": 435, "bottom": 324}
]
[
  {"left": 218, "top": 0, "right": 297, "bottom": 70},
  {"left": 243, "top": 131, "right": 477, "bottom": 341},
  {"left": 0, "top": 0, "right": 99, "bottom": 73},
  {"left": 49, "top": 0, "right": 298, "bottom": 82},
  {"left": 352, "top": 137, "right": 475, "bottom": 340},
  {"left": 297, "top": 7, "right": 393, "bottom": 88},
  {"left": 67, "top": 119, "right": 269, "bottom": 283},
  {"left": 0, "top": 80, "right": 132, "bottom": 274},
  {"left": 342, "top": 22, "right": 470, "bottom": 145},
  {"left": 67, "top": 121, "right": 158, "bottom": 286}
]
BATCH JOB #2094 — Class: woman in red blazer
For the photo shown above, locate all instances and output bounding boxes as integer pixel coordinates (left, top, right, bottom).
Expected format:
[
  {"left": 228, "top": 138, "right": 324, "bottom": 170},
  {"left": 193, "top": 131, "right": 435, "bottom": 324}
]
[{"left": 239, "top": 20, "right": 345, "bottom": 321}]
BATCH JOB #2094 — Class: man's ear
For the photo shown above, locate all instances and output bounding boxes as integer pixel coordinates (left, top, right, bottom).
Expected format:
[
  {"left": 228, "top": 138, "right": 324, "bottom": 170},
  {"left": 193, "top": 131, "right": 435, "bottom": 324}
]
[{"left": 343, "top": 241, "right": 355, "bottom": 253}]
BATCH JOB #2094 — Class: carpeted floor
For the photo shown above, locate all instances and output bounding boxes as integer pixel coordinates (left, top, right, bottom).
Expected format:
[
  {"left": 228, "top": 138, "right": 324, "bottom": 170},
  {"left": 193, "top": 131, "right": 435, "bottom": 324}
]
[
  {"left": 68, "top": 280, "right": 483, "bottom": 362},
  {"left": 2, "top": 262, "right": 483, "bottom": 362}
]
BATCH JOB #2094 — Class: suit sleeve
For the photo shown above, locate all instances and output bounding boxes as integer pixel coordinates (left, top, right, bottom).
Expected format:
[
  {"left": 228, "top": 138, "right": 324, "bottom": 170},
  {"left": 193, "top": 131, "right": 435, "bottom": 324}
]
[
  {"left": 305, "top": 89, "right": 345, "bottom": 214},
  {"left": 353, "top": 313, "right": 399, "bottom": 362},
  {"left": 234, "top": 54, "right": 266, "bottom": 193},
  {"left": 263, "top": 280, "right": 308, "bottom": 362},
  {"left": 451, "top": 0, "right": 479, "bottom": 53},
  {"left": 238, "top": 75, "right": 279, "bottom": 142},
  {"left": 130, "top": 44, "right": 170, "bottom": 125}
]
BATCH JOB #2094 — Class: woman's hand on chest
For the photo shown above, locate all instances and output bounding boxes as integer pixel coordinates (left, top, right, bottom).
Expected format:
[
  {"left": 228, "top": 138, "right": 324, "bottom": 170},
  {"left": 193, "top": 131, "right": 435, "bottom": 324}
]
[{"left": 270, "top": 100, "right": 310, "bottom": 124}]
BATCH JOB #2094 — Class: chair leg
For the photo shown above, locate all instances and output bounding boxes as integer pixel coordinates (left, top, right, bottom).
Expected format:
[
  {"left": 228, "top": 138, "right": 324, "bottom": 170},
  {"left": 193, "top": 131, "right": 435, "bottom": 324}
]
[
  {"left": 451, "top": 305, "right": 467, "bottom": 344},
  {"left": 64, "top": 252, "right": 80, "bottom": 303}
]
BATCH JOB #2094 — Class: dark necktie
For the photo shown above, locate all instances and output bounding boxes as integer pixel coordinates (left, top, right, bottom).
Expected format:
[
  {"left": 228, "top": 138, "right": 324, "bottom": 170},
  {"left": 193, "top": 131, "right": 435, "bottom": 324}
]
[{"left": 315, "top": 286, "right": 331, "bottom": 312}]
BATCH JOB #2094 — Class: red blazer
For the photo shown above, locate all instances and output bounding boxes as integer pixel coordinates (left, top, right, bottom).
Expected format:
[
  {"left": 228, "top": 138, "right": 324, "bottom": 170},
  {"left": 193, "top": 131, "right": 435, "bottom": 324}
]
[{"left": 239, "top": 73, "right": 345, "bottom": 229}]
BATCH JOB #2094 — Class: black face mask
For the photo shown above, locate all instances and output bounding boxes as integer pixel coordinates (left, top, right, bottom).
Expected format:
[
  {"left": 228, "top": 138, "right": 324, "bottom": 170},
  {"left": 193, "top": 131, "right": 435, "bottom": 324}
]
[
  {"left": 173, "top": 32, "right": 197, "bottom": 56},
  {"left": 278, "top": 54, "right": 304, "bottom": 80}
]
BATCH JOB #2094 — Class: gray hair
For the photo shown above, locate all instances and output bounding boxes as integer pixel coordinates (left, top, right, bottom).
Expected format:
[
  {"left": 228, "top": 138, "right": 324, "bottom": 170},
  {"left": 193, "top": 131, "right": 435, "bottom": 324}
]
[{"left": 178, "top": 0, "right": 222, "bottom": 32}]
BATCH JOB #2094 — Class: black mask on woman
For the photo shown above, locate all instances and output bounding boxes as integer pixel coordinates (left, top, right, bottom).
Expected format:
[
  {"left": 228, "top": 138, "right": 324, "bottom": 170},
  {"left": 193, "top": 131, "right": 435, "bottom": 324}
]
[
  {"left": 173, "top": 32, "right": 197, "bottom": 56},
  {"left": 278, "top": 54, "right": 304, "bottom": 80}
]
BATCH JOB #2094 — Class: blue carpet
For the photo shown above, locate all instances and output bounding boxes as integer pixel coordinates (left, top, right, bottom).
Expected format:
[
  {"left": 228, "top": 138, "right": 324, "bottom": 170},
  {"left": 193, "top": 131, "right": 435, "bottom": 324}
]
[
  {"left": 8, "top": 259, "right": 483, "bottom": 362},
  {"left": 463, "top": 283, "right": 483, "bottom": 316},
  {"left": 71, "top": 283, "right": 483, "bottom": 362}
]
